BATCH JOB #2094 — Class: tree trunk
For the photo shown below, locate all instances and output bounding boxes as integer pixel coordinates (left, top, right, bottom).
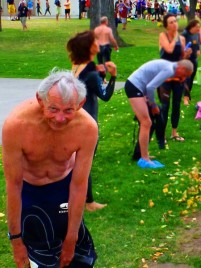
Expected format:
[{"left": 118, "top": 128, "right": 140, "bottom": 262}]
[
  {"left": 90, "top": 0, "right": 128, "bottom": 47},
  {"left": 78, "top": 0, "right": 81, "bottom": 19},
  {"left": 0, "top": 0, "right": 2, "bottom": 32},
  {"left": 178, "top": 0, "right": 197, "bottom": 22},
  {"left": 90, "top": 0, "right": 101, "bottom": 29}
]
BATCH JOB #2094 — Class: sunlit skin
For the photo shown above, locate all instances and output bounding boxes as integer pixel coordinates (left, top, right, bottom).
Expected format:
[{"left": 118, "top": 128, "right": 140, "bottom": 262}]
[
  {"left": 94, "top": 17, "right": 118, "bottom": 50},
  {"left": 37, "top": 86, "right": 85, "bottom": 131},
  {"left": 2, "top": 80, "right": 98, "bottom": 267},
  {"left": 159, "top": 15, "right": 190, "bottom": 56},
  {"left": 166, "top": 16, "right": 178, "bottom": 32}
]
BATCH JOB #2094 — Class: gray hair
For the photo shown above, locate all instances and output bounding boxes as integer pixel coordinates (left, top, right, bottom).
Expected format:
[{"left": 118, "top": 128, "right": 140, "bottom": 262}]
[
  {"left": 178, "top": 59, "right": 194, "bottom": 72},
  {"left": 37, "top": 68, "right": 86, "bottom": 103},
  {"left": 100, "top": 16, "right": 108, "bottom": 24}
]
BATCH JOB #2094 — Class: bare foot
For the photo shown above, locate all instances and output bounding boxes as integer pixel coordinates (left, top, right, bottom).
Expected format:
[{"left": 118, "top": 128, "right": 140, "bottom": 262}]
[{"left": 85, "top": 201, "right": 107, "bottom": 212}]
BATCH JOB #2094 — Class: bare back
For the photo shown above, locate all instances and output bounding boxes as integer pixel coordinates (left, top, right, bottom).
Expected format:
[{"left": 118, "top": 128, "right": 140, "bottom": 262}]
[
  {"left": 2, "top": 98, "right": 98, "bottom": 186},
  {"left": 94, "top": 24, "right": 115, "bottom": 46}
]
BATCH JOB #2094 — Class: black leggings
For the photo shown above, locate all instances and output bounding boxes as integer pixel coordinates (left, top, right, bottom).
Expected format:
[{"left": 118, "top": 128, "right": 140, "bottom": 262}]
[
  {"left": 184, "top": 58, "right": 198, "bottom": 98},
  {"left": 86, "top": 174, "right": 93, "bottom": 203},
  {"left": 86, "top": 142, "right": 98, "bottom": 203},
  {"left": 158, "top": 80, "right": 184, "bottom": 130}
]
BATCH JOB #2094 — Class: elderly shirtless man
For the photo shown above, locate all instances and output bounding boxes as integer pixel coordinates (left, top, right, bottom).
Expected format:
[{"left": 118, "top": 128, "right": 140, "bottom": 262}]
[
  {"left": 2, "top": 70, "right": 98, "bottom": 268},
  {"left": 94, "top": 16, "right": 119, "bottom": 65}
]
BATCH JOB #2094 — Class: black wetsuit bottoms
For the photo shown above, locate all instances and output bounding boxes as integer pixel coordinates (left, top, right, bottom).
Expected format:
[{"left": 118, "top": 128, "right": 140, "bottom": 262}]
[
  {"left": 21, "top": 171, "right": 97, "bottom": 268},
  {"left": 97, "top": 44, "right": 112, "bottom": 64},
  {"left": 158, "top": 80, "right": 184, "bottom": 129}
]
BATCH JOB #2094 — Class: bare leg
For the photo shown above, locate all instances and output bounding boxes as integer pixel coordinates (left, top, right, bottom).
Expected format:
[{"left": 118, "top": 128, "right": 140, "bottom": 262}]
[{"left": 129, "top": 97, "right": 152, "bottom": 161}]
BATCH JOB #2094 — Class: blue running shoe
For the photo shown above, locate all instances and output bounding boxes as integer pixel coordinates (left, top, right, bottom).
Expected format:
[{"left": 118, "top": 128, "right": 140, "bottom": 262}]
[
  {"left": 137, "top": 158, "right": 164, "bottom": 168},
  {"left": 137, "top": 158, "right": 157, "bottom": 168},
  {"left": 152, "top": 160, "right": 165, "bottom": 168}
]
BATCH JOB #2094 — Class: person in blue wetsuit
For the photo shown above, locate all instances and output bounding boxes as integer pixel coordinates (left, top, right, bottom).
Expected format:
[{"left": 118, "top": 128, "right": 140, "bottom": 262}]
[
  {"left": 158, "top": 13, "right": 192, "bottom": 142},
  {"left": 67, "top": 30, "right": 117, "bottom": 211},
  {"left": 3, "top": 70, "right": 98, "bottom": 268},
  {"left": 181, "top": 19, "right": 200, "bottom": 105},
  {"left": 125, "top": 59, "right": 193, "bottom": 168}
]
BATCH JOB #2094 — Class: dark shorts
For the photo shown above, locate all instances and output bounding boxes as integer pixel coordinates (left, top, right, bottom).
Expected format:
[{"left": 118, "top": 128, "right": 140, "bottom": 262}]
[
  {"left": 97, "top": 44, "right": 112, "bottom": 64},
  {"left": 65, "top": 9, "right": 70, "bottom": 14},
  {"left": 81, "top": 2, "right": 86, "bottom": 12},
  {"left": 125, "top": 79, "right": 144, "bottom": 98},
  {"left": 147, "top": 7, "right": 152, "bottom": 14},
  {"left": 21, "top": 172, "right": 97, "bottom": 268}
]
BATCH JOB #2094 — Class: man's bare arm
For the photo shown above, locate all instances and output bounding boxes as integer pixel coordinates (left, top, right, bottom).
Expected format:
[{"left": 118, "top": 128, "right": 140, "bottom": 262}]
[
  {"left": 109, "top": 29, "right": 118, "bottom": 50},
  {"left": 60, "top": 119, "right": 98, "bottom": 267},
  {"left": 2, "top": 119, "right": 29, "bottom": 267}
]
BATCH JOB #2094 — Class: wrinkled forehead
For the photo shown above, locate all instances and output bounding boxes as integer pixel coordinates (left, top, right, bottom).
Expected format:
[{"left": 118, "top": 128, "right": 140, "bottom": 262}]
[{"left": 47, "top": 84, "right": 78, "bottom": 103}]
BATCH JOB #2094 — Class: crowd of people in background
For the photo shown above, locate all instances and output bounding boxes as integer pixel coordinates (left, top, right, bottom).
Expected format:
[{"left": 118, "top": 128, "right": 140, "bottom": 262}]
[
  {"left": 5, "top": 0, "right": 201, "bottom": 25},
  {"left": 114, "top": 0, "right": 201, "bottom": 28},
  {"left": 4, "top": 0, "right": 93, "bottom": 22}
]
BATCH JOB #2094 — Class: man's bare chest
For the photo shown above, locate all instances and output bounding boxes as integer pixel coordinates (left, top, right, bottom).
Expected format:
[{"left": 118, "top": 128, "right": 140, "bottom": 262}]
[{"left": 22, "top": 130, "right": 77, "bottom": 163}]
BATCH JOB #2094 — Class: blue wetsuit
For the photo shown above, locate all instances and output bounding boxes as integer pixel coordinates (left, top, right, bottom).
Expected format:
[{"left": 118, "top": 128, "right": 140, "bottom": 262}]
[
  {"left": 21, "top": 171, "right": 97, "bottom": 268},
  {"left": 181, "top": 29, "right": 200, "bottom": 98},
  {"left": 78, "top": 61, "right": 116, "bottom": 204},
  {"left": 79, "top": 61, "right": 116, "bottom": 122}
]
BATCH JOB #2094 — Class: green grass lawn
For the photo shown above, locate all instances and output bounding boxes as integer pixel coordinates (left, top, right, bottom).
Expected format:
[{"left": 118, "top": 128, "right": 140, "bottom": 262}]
[{"left": 1, "top": 17, "right": 201, "bottom": 268}]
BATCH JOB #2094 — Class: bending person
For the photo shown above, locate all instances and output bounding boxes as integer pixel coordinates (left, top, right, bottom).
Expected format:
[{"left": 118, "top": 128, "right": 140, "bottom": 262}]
[
  {"left": 125, "top": 59, "right": 193, "bottom": 168},
  {"left": 3, "top": 70, "right": 98, "bottom": 268},
  {"left": 67, "top": 30, "right": 117, "bottom": 211}
]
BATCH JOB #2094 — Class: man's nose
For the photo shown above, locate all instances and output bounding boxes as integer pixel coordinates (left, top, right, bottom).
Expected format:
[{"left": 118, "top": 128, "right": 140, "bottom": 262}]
[{"left": 55, "top": 112, "right": 66, "bottom": 122}]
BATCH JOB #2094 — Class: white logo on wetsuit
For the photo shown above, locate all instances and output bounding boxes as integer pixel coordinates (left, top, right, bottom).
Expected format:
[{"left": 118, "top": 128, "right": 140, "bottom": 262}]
[{"left": 59, "top": 203, "right": 68, "bottom": 213}]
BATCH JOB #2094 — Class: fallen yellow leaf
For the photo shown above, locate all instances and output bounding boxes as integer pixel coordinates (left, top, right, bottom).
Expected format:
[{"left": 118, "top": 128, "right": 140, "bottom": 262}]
[
  {"left": 149, "top": 200, "right": 155, "bottom": 207},
  {"left": 163, "top": 187, "right": 169, "bottom": 193},
  {"left": 180, "top": 210, "right": 189, "bottom": 216}
]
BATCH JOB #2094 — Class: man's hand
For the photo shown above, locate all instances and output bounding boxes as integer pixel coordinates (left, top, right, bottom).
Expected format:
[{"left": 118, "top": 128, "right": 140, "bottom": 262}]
[
  {"left": 184, "top": 47, "right": 192, "bottom": 58},
  {"left": 150, "top": 103, "right": 160, "bottom": 115},
  {"left": 60, "top": 239, "right": 76, "bottom": 268},
  {"left": 12, "top": 239, "right": 30, "bottom": 268},
  {"left": 105, "top": 61, "right": 117, "bottom": 76},
  {"left": 96, "top": 64, "right": 106, "bottom": 76}
]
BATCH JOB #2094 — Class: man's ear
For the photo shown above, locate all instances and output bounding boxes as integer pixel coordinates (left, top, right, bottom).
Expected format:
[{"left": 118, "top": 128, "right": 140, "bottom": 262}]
[
  {"left": 36, "top": 92, "right": 44, "bottom": 107},
  {"left": 77, "top": 97, "right": 86, "bottom": 110}
]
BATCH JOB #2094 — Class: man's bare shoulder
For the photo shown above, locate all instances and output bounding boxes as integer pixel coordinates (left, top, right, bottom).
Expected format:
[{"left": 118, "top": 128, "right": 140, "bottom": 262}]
[
  {"left": 78, "top": 108, "right": 98, "bottom": 134},
  {"left": 3, "top": 98, "right": 39, "bottom": 131}
]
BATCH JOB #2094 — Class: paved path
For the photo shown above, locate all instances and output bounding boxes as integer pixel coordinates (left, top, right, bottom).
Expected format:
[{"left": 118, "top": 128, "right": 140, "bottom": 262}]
[{"left": 0, "top": 78, "right": 125, "bottom": 144}]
